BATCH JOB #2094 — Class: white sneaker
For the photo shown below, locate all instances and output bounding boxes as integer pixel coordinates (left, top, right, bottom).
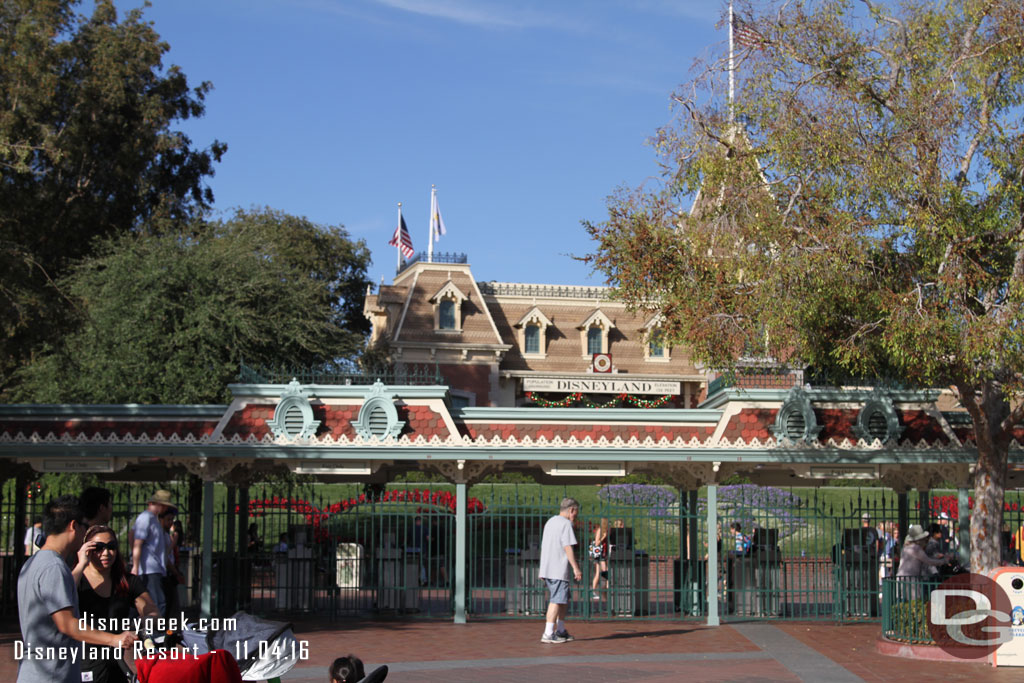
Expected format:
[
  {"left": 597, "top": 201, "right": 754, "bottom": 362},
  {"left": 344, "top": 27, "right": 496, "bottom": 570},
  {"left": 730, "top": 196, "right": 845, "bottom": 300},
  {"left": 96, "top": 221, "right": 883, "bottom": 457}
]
[
  {"left": 540, "top": 633, "right": 567, "bottom": 644},
  {"left": 556, "top": 630, "right": 574, "bottom": 642}
]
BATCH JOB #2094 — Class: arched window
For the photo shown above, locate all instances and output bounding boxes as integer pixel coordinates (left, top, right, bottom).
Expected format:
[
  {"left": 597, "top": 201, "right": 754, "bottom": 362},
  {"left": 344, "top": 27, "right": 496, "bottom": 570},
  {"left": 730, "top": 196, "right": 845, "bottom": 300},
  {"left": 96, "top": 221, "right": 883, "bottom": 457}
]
[
  {"left": 587, "top": 326, "right": 602, "bottom": 355},
  {"left": 439, "top": 299, "right": 456, "bottom": 329},
  {"left": 524, "top": 324, "right": 540, "bottom": 354}
]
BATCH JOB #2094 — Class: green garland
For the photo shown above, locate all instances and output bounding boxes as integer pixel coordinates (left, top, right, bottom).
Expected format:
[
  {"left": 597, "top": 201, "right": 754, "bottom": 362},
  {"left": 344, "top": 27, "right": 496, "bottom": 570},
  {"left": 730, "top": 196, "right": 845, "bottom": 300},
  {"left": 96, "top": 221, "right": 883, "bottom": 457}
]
[{"left": 525, "top": 391, "right": 672, "bottom": 409}]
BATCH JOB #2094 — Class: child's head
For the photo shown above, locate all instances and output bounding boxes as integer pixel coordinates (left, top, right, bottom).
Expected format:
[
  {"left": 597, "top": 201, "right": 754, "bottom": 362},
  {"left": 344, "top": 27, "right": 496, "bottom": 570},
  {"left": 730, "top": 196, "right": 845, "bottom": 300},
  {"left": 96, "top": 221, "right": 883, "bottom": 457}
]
[{"left": 330, "top": 654, "right": 365, "bottom": 683}]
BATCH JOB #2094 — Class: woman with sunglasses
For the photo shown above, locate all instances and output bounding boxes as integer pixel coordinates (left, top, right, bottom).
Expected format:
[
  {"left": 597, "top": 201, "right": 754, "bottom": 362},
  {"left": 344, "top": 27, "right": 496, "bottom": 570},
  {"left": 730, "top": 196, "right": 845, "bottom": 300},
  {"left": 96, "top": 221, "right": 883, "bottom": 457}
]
[{"left": 72, "top": 525, "right": 159, "bottom": 683}]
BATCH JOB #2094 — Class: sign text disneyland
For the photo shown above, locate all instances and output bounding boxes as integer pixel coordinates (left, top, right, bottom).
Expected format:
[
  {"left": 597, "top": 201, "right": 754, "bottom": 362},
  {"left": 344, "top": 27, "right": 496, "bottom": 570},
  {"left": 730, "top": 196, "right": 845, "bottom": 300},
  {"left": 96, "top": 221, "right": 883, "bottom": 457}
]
[{"left": 523, "top": 378, "right": 680, "bottom": 395}]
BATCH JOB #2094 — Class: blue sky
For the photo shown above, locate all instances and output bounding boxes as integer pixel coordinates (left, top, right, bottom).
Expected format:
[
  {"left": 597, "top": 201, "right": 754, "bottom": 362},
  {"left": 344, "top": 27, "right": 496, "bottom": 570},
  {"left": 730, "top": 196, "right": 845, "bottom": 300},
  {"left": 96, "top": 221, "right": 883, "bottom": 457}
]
[{"left": 141, "top": 0, "right": 726, "bottom": 289}]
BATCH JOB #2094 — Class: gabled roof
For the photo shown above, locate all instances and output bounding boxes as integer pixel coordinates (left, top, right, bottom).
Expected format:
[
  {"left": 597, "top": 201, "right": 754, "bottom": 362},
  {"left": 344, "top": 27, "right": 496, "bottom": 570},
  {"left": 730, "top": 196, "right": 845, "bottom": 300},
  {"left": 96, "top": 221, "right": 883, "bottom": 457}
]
[
  {"left": 578, "top": 309, "right": 614, "bottom": 330},
  {"left": 429, "top": 280, "right": 468, "bottom": 304},
  {"left": 515, "top": 306, "right": 553, "bottom": 328},
  {"left": 643, "top": 313, "right": 665, "bottom": 331}
]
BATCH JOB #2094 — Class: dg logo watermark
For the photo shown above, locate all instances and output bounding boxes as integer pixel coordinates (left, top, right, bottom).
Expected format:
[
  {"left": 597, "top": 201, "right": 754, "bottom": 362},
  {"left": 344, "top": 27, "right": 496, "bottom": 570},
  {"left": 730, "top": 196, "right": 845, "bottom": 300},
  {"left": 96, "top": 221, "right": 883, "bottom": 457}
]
[{"left": 927, "top": 572, "right": 1019, "bottom": 659}]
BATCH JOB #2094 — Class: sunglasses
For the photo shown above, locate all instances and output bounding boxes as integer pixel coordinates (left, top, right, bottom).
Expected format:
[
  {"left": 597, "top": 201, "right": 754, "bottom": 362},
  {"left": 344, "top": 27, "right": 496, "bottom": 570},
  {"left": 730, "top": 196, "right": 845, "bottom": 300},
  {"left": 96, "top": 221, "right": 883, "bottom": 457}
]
[{"left": 91, "top": 541, "right": 119, "bottom": 552}]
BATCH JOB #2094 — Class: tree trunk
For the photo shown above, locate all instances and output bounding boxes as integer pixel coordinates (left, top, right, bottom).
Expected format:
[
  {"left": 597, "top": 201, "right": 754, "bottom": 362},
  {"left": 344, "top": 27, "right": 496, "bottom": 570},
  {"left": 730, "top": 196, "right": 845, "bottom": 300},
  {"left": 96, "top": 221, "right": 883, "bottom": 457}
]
[{"left": 969, "top": 388, "right": 1012, "bottom": 574}]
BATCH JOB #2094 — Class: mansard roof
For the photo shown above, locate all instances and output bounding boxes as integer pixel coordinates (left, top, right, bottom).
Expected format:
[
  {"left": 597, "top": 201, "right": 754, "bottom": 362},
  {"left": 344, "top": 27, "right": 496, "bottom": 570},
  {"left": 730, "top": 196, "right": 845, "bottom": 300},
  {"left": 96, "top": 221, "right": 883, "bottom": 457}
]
[{"left": 389, "top": 264, "right": 502, "bottom": 346}]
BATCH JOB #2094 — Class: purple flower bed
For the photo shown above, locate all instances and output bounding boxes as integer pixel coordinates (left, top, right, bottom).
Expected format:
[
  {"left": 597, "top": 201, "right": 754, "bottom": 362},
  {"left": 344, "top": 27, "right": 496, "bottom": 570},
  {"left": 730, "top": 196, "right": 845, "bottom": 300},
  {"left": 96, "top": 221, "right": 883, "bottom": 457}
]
[
  {"left": 652, "top": 484, "right": 807, "bottom": 539},
  {"left": 597, "top": 483, "right": 677, "bottom": 508}
]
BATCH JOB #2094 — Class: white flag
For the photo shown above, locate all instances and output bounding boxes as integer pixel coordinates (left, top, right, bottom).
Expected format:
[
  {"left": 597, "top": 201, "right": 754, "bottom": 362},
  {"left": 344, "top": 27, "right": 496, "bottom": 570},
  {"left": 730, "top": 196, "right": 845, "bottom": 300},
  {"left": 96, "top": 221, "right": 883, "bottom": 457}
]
[{"left": 430, "top": 191, "right": 447, "bottom": 240}]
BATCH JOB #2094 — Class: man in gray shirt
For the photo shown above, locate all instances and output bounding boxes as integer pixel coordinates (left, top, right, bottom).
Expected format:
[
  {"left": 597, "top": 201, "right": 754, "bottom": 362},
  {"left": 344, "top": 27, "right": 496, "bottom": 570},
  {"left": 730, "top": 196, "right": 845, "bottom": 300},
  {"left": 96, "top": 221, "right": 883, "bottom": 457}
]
[
  {"left": 538, "top": 497, "right": 582, "bottom": 644},
  {"left": 17, "top": 495, "right": 136, "bottom": 683}
]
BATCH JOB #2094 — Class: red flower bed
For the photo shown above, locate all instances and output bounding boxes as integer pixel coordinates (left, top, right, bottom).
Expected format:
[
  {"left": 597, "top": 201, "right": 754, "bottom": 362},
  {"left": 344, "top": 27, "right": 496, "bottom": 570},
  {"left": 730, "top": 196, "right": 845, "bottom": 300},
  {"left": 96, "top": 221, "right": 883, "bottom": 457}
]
[
  {"left": 915, "top": 494, "right": 1021, "bottom": 519},
  {"left": 238, "top": 489, "right": 486, "bottom": 542}
]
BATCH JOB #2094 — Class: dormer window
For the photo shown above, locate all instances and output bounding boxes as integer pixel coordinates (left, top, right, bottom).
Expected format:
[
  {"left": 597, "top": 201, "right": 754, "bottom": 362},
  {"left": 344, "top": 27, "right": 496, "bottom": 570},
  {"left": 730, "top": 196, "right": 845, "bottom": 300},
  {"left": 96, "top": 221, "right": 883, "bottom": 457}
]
[
  {"left": 429, "top": 280, "right": 468, "bottom": 333},
  {"left": 515, "top": 306, "right": 552, "bottom": 358},
  {"left": 525, "top": 325, "right": 540, "bottom": 353},
  {"left": 577, "top": 310, "right": 614, "bottom": 358},
  {"left": 643, "top": 314, "right": 670, "bottom": 362},
  {"left": 649, "top": 333, "right": 665, "bottom": 358},
  {"left": 587, "top": 327, "right": 602, "bottom": 354},
  {"left": 439, "top": 299, "right": 456, "bottom": 329}
]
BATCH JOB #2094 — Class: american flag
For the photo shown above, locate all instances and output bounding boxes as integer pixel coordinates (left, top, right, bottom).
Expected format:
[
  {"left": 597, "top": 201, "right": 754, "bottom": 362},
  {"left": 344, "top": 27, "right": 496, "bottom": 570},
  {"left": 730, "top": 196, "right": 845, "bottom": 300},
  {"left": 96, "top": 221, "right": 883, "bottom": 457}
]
[
  {"left": 388, "top": 211, "right": 414, "bottom": 259},
  {"left": 733, "top": 15, "right": 765, "bottom": 49}
]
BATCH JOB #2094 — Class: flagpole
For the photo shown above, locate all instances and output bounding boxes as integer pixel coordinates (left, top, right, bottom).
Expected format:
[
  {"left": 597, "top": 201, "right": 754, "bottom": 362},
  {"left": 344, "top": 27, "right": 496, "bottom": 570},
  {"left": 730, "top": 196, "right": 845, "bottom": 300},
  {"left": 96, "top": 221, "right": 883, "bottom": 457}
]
[
  {"left": 728, "top": 0, "right": 735, "bottom": 130},
  {"left": 396, "top": 202, "right": 403, "bottom": 271},
  {"left": 428, "top": 185, "right": 436, "bottom": 263}
]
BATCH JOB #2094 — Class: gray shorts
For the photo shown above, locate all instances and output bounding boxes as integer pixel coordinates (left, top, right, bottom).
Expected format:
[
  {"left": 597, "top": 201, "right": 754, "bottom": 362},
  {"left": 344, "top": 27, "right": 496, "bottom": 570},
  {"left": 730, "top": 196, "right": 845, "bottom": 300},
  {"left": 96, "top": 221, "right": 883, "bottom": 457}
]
[{"left": 544, "top": 578, "right": 570, "bottom": 605}]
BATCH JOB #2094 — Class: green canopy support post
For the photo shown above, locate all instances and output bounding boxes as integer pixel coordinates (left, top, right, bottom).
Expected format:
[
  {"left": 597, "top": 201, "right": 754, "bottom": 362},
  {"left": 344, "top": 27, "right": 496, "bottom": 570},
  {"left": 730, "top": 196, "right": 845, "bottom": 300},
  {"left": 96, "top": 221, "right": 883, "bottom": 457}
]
[
  {"left": 238, "top": 486, "right": 249, "bottom": 555},
  {"left": 958, "top": 488, "right": 970, "bottom": 567},
  {"left": 918, "top": 488, "right": 930, "bottom": 527},
  {"left": 454, "top": 481, "right": 467, "bottom": 624},
  {"left": 706, "top": 484, "right": 719, "bottom": 626},
  {"left": 225, "top": 486, "right": 236, "bottom": 612},
  {"left": 14, "top": 472, "right": 28, "bottom": 567},
  {"left": 895, "top": 491, "right": 908, "bottom": 576},
  {"left": 201, "top": 479, "right": 214, "bottom": 620},
  {"left": 688, "top": 490, "right": 699, "bottom": 569}
]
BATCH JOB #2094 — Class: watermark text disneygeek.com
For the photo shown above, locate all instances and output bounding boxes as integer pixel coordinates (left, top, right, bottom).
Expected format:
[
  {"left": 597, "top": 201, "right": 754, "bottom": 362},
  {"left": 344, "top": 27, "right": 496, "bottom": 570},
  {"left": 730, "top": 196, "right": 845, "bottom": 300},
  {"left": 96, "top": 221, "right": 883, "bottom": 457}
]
[{"left": 77, "top": 612, "right": 234, "bottom": 633}]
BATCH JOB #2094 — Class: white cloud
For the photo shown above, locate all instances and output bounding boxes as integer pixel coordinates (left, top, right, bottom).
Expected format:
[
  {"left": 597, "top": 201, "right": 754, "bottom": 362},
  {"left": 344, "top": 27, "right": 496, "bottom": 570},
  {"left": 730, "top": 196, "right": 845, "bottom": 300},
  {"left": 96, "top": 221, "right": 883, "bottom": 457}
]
[{"left": 367, "top": 0, "right": 568, "bottom": 29}]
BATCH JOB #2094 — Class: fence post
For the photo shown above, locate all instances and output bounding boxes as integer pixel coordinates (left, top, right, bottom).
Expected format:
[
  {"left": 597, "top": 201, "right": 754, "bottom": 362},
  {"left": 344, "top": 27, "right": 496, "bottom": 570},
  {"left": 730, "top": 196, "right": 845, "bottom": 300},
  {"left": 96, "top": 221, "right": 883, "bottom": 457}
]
[
  {"left": 201, "top": 479, "right": 215, "bottom": 620},
  {"left": 918, "top": 488, "right": 930, "bottom": 527},
  {"left": 957, "top": 487, "right": 970, "bottom": 567},
  {"left": 454, "top": 481, "right": 467, "bottom": 624},
  {"left": 706, "top": 484, "right": 719, "bottom": 626}
]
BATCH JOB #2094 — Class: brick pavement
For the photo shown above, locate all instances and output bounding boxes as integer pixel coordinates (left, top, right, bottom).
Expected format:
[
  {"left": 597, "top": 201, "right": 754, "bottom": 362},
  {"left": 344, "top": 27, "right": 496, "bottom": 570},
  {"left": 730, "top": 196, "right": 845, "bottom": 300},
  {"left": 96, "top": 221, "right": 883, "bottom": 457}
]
[{"left": 1, "top": 618, "right": 1021, "bottom": 682}]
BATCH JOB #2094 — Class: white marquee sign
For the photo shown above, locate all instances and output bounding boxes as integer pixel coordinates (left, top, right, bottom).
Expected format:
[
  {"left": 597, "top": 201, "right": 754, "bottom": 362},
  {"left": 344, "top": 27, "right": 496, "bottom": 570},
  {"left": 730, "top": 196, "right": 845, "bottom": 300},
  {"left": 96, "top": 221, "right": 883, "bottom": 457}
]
[{"left": 523, "top": 377, "right": 680, "bottom": 395}]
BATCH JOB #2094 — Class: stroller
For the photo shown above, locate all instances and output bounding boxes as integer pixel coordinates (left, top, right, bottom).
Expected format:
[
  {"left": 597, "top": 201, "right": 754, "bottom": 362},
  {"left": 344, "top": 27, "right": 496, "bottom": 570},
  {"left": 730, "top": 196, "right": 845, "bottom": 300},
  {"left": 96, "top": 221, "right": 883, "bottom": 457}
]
[{"left": 181, "top": 611, "right": 301, "bottom": 682}]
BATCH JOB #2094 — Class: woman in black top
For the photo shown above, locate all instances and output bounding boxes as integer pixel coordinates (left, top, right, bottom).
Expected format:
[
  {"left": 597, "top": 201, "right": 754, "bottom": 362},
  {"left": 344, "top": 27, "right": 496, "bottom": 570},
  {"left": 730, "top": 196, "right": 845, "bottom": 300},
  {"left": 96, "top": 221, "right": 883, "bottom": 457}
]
[{"left": 73, "top": 524, "right": 159, "bottom": 683}]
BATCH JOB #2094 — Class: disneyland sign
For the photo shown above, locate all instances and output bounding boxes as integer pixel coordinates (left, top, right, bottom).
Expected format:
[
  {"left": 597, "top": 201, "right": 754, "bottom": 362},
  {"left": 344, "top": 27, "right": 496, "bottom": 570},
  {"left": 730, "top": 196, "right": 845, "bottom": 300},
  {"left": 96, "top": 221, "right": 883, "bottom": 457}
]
[{"left": 523, "top": 378, "right": 680, "bottom": 395}]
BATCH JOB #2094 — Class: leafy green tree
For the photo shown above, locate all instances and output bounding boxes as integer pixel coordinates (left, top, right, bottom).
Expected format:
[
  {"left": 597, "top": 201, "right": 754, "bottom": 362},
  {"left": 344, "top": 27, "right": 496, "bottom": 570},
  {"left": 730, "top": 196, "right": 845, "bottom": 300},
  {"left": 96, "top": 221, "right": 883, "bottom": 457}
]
[
  {"left": 13, "top": 209, "right": 372, "bottom": 404},
  {"left": 586, "top": 0, "right": 1024, "bottom": 572},
  {"left": 0, "top": 0, "right": 225, "bottom": 392}
]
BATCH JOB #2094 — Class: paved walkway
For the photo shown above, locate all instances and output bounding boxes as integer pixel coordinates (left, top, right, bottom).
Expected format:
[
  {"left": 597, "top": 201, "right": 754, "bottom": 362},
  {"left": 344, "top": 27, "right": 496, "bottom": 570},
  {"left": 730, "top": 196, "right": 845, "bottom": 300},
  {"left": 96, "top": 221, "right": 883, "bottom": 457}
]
[{"left": 1, "top": 618, "right": 1020, "bottom": 682}]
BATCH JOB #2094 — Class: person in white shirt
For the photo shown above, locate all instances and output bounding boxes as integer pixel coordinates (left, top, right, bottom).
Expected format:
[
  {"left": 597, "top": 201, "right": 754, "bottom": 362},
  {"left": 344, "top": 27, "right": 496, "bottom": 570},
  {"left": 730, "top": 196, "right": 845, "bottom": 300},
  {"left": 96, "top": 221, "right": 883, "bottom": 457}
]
[
  {"left": 23, "top": 517, "right": 43, "bottom": 557},
  {"left": 538, "top": 497, "right": 582, "bottom": 644}
]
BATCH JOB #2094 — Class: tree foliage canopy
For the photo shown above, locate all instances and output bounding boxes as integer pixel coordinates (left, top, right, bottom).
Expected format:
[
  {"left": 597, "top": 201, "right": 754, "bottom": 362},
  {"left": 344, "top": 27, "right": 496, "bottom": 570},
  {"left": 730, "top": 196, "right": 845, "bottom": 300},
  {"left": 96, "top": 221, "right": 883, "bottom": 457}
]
[
  {"left": 0, "top": 0, "right": 225, "bottom": 390},
  {"left": 13, "top": 209, "right": 372, "bottom": 405},
  {"left": 590, "top": 0, "right": 1024, "bottom": 390},
  {"left": 585, "top": 0, "right": 1024, "bottom": 571}
]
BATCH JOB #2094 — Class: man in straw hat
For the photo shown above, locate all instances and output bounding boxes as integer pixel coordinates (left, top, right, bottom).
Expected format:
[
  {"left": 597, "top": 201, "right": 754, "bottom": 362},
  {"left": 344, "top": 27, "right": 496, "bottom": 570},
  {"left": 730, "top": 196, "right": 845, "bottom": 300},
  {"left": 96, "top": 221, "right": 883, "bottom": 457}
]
[{"left": 130, "top": 489, "right": 178, "bottom": 615}]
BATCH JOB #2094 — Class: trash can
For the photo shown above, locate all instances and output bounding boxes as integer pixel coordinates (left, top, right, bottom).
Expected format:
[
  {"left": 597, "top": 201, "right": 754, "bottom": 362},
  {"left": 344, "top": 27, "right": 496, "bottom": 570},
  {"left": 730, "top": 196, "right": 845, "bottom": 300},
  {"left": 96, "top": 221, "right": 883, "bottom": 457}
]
[
  {"left": 375, "top": 547, "right": 420, "bottom": 612},
  {"left": 674, "top": 558, "right": 706, "bottom": 615},
  {"left": 727, "top": 554, "right": 758, "bottom": 615},
  {"left": 837, "top": 528, "right": 879, "bottom": 617},
  {"left": 748, "top": 528, "right": 782, "bottom": 617},
  {"left": 275, "top": 545, "right": 313, "bottom": 611},
  {"left": 335, "top": 543, "right": 363, "bottom": 588},
  {"left": 504, "top": 548, "right": 545, "bottom": 614},
  {"left": 752, "top": 548, "right": 783, "bottom": 616},
  {"left": 607, "top": 548, "right": 649, "bottom": 616}
]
